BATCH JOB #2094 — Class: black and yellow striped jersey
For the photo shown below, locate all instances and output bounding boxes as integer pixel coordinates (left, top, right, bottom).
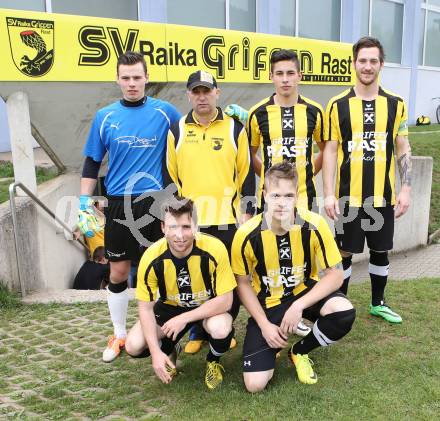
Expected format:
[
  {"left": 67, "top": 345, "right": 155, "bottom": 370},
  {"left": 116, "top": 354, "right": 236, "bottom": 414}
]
[
  {"left": 231, "top": 208, "right": 341, "bottom": 309},
  {"left": 325, "top": 87, "right": 408, "bottom": 207},
  {"left": 136, "top": 233, "right": 236, "bottom": 307},
  {"left": 166, "top": 108, "right": 254, "bottom": 226},
  {"left": 247, "top": 94, "right": 324, "bottom": 210}
]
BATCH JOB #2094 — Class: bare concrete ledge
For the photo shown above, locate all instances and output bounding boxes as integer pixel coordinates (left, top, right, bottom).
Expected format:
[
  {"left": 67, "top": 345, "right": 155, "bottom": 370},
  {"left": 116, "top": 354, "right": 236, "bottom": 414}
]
[{"left": 22, "top": 288, "right": 136, "bottom": 304}]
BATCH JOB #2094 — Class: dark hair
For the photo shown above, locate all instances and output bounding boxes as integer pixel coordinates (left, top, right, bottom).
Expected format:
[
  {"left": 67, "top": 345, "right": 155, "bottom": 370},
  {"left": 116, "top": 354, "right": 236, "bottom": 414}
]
[
  {"left": 353, "top": 37, "right": 385, "bottom": 63},
  {"left": 161, "top": 196, "right": 196, "bottom": 221},
  {"left": 92, "top": 246, "right": 106, "bottom": 262},
  {"left": 264, "top": 161, "right": 298, "bottom": 188},
  {"left": 117, "top": 51, "right": 147, "bottom": 74},
  {"left": 270, "top": 49, "right": 300, "bottom": 73}
]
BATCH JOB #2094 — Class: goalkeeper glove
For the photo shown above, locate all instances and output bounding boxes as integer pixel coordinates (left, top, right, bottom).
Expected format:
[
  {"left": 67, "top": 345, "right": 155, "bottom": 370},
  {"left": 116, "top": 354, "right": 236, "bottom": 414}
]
[
  {"left": 224, "top": 104, "right": 249, "bottom": 122},
  {"left": 78, "top": 195, "right": 102, "bottom": 238}
]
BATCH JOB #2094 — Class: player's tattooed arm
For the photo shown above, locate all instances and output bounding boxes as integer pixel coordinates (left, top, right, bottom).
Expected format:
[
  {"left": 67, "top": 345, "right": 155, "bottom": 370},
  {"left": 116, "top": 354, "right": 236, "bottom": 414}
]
[
  {"left": 397, "top": 152, "right": 412, "bottom": 186},
  {"left": 396, "top": 136, "right": 412, "bottom": 187}
]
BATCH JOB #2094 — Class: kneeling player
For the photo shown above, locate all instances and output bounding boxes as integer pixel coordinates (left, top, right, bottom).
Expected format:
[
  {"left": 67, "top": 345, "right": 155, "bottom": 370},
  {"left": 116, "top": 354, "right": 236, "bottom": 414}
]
[
  {"left": 232, "top": 162, "right": 356, "bottom": 392},
  {"left": 125, "top": 197, "right": 236, "bottom": 389}
]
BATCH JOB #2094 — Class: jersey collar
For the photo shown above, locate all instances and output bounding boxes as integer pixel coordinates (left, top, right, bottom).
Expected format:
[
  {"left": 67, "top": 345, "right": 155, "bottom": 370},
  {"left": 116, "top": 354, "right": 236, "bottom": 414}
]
[
  {"left": 120, "top": 96, "right": 147, "bottom": 107},
  {"left": 185, "top": 107, "right": 224, "bottom": 125}
]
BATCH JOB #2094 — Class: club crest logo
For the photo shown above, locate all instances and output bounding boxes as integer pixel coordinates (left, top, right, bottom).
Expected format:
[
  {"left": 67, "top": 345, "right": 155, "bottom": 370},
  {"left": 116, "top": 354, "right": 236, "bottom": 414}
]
[
  {"left": 278, "top": 237, "right": 291, "bottom": 259},
  {"left": 177, "top": 268, "right": 190, "bottom": 287},
  {"left": 6, "top": 16, "right": 54, "bottom": 77},
  {"left": 363, "top": 102, "right": 375, "bottom": 124},
  {"left": 212, "top": 137, "right": 224, "bottom": 150}
]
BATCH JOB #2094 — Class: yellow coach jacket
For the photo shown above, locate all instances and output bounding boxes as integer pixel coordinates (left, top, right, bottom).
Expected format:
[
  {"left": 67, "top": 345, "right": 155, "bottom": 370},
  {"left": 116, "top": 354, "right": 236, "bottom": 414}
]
[{"left": 166, "top": 108, "right": 255, "bottom": 226}]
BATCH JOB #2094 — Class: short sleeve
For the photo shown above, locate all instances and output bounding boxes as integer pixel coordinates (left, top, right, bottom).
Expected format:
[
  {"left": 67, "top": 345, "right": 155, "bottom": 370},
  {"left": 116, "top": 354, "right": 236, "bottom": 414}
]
[
  {"left": 83, "top": 113, "right": 107, "bottom": 161},
  {"left": 247, "top": 112, "right": 261, "bottom": 148},
  {"left": 212, "top": 242, "right": 237, "bottom": 296},
  {"left": 136, "top": 250, "right": 159, "bottom": 302},
  {"left": 165, "top": 103, "right": 182, "bottom": 126},
  {"left": 231, "top": 228, "right": 255, "bottom": 276},
  {"left": 397, "top": 100, "right": 408, "bottom": 136},
  {"left": 312, "top": 217, "right": 342, "bottom": 269},
  {"left": 313, "top": 104, "right": 324, "bottom": 143},
  {"left": 324, "top": 100, "right": 342, "bottom": 142}
]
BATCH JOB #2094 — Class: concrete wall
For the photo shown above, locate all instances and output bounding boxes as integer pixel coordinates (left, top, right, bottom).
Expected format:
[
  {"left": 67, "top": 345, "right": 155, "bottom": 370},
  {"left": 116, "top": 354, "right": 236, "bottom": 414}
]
[
  {"left": 0, "top": 172, "right": 86, "bottom": 293},
  {"left": 0, "top": 96, "right": 39, "bottom": 153},
  {"left": 36, "top": 172, "right": 86, "bottom": 290},
  {"left": 415, "top": 68, "right": 440, "bottom": 122},
  {"left": 0, "top": 196, "right": 41, "bottom": 291},
  {"left": 381, "top": 66, "right": 411, "bottom": 106}
]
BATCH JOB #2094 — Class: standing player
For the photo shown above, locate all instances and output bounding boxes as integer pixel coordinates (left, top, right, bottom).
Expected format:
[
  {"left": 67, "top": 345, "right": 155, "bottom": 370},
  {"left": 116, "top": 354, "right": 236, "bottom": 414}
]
[
  {"left": 166, "top": 70, "right": 255, "bottom": 353},
  {"left": 246, "top": 49, "right": 324, "bottom": 212},
  {"left": 166, "top": 70, "right": 255, "bottom": 240},
  {"left": 244, "top": 49, "right": 326, "bottom": 336},
  {"left": 323, "top": 37, "right": 412, "bottom": 323},
  {"left": 78, "top": 51, "right": 181, "bottom": 362},
  {"left": 232, "top": 162, "right": 355, "bottom": 392},
  {"left": 125, "top": 197, "right": 236, "bottom": 389}
]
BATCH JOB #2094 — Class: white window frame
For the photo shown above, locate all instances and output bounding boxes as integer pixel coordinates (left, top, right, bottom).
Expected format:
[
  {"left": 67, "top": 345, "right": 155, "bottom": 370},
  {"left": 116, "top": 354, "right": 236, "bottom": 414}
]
[
  {"left": 419, "top": 1, "right": 440, "bottom": 68},
  {"left": 226, "top": 0, "right": 257, "bottom": 31},
  {"left": 44, "top": 0, "right": 140, "bottom": 19},
  {"left": 296, "top": 0, "right": 342, "bottom": 41},
  {"left": 365, "top": 0, "right": 405, "bottom": 65},
  {"left": 295, "top": 0, "right": 299, "bottom": 36}
]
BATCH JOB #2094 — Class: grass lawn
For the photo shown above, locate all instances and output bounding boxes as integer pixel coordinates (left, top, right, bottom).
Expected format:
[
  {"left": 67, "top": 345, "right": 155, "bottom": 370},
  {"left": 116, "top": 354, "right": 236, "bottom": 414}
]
[
  {"left": 0, "top": 162, "right": 58, "bottom": 204},
  {"left": 1, "top": 279, "right": 439, "bottom": 420},
  {"left": 409, "top": 124, "right": 440, "bottom": 234}
]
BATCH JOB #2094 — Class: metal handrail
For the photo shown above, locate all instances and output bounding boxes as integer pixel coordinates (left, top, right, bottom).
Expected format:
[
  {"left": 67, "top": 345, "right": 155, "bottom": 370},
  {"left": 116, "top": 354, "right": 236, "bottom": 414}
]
[{"left": 9, "top": 181, "right": 88, "bottom": 297}]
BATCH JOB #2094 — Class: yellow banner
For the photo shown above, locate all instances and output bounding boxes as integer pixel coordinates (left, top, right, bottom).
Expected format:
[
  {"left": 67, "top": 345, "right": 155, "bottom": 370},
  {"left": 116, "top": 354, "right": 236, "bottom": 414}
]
[{"left": 0, "top": 8, "right": 354, "bottom": 85}]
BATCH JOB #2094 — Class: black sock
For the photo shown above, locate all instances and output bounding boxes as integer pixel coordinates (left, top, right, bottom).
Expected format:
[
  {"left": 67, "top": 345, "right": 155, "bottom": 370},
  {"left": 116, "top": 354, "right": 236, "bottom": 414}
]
[
  {"left": 160, "top": 337, "right": 175, "bottom": 356},
  {"left": 340, "top": 256, "right": 353, "bottom": 295},
  {"left": 369, "top": 251, "right": 389, "bottom": 306},
  {"left": 291, "top": 309, "right": 356, "bottom": 355},
  {"left": 107, "top": 279, "right": 128, "bottom": 293},
  {"left": 206, "top": 328, "right": 234, "bottom": 362}
]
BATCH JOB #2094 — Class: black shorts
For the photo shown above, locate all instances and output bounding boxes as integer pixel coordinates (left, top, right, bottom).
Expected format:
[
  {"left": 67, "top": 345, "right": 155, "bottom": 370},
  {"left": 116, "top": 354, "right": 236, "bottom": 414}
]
[
  {"left": 104, "top": 195, "right": 162, "bottom": 262},
  {"left": 153, "top": 301, "right": 196, "bottom": 345},
  {"left": 199, "top": 224, "right": 237, "bottom": 254},
  {"left": 154, "top": 300, "right": 236, "bottom": 345},
  {"left": 242, "top": 290, "right": 346, "bottom": 373},
  {"left": 199, "top": 224, "right": 240, "bottom": 319},
  {"left": 334, "top": 204, "right": 394, "bottom": 254}
]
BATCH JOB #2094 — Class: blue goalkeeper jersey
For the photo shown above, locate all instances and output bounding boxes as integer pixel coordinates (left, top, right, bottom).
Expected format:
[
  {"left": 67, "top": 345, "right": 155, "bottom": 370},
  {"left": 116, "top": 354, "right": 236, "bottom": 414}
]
[{"left": 83, "top": 97, "right": 181, "bottom": 196}]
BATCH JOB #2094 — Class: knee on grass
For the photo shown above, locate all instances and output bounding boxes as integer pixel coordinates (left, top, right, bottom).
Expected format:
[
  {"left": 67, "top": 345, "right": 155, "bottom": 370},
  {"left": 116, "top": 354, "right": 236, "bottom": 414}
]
[
  {"left": 124, "top": 335, "right": 146, "bottom": 357},
  {"left": 243, "top": 372, "right": 273, "bottom": 393}
]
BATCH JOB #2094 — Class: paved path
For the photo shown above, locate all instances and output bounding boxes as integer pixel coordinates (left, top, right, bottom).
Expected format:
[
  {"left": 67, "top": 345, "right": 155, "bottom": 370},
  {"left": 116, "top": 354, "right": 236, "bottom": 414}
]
[
  {"left": 351, "top": 243, "right": 440, "bottom": 283},
  {"left": 22, "top": 244, "right": 440, "bottom": 304}
]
